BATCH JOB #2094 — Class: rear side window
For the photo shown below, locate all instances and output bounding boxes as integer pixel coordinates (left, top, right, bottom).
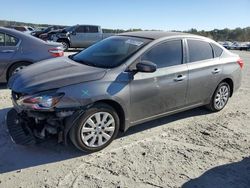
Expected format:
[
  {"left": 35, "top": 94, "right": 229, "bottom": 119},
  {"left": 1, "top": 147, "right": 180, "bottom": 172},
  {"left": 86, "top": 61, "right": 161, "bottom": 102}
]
[
  {"left": 0, "top": 33, "right": 4, "bottom": 46},
  {"left": 188, "top": 39, "right": 213, "bottom": 62},
  {"left": 88, "top": 26, "right": 99, "bottom": 33},
  {"left": 5, "top": 34, "right": 19, "bottom": 46},
  {"left": 0, "top": 33, "right": 19, "bottom": 46},
  {"left": 75, "top": 26, "right": 99, "bottom": 33},
  {"left": 211, "top": 43, "right": 223, "bottom": 57},
  {"left": 142, "top": 40, "right": 183, "bottom": 68}
]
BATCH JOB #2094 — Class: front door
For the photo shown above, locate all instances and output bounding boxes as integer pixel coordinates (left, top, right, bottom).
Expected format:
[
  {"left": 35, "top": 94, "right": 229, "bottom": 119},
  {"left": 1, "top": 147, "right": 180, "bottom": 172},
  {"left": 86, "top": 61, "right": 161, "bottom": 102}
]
[
  {"left": 130, "top": 39, "right": 188, "bottom": 123},
  {"left": 70, "top": 25, "right": 86, "bottom": 47}
]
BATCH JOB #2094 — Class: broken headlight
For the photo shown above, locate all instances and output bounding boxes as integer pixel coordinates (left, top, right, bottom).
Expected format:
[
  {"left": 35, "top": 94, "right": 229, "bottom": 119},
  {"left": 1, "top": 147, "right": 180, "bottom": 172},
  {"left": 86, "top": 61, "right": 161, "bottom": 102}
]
[{"left": 18, "top": 92, "right": 64, "bottom": 110}]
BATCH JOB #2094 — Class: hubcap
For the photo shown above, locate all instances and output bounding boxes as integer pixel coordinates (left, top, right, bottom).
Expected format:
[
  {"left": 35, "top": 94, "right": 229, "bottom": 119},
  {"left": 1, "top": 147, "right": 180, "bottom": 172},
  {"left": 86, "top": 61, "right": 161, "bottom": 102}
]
[
  {"left": 214, "top": 85, "right": 229, "bottom": 110},
  {"left": 61, "top": 42, "right": 68, "bottom": 50},
  {"left": 81, "top": 112, "right": 115, "bottom": 147},
  {"left": 13, "top": 66, "right": 26, "bottom": 75}
]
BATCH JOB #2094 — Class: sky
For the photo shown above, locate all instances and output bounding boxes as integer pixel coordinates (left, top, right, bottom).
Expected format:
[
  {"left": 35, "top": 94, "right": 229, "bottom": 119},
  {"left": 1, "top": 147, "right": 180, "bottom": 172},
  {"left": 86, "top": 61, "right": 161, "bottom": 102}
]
[{"left": 0, "top": 0, "right": 249, "bottom": 31}]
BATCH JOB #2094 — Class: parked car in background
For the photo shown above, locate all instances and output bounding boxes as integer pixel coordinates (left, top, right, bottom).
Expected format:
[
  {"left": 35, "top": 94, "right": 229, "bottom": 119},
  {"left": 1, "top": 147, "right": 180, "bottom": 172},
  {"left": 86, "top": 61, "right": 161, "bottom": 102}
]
[
  {"left": 50, "top": 25, "right": 114, "bottom": 51},
  {"left": 0, "top": 27, "right": 64, "bottom": 82},
  {"left": 31, "top": 25, "right": 66, "bottom": 38},
  {"left": 7, "top": 31, "right": 243, "bottom": 152},
  {"left": 39, "top": 28, "right": 64, "bottom": 41},
  {"left": 221, "top": 41, "right": 249, "bottom": 51},
  {"left": 232, "top": 42, "right": 249, "bottom": 51},
  {"left": 222, "top": 41, "right": 233, "bottom": 49},
  {"left": 5, "top": 26, "right": 35, "bottom": 34},
  {"left": 35, "top": 27, "right": 47, "bottom": 31}
]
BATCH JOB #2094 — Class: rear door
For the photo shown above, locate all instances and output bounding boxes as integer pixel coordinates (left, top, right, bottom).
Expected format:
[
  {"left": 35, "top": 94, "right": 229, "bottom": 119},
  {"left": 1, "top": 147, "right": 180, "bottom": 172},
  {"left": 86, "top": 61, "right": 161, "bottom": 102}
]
[
  {"left": 130, "top": 39, "right": 188, "bottom": 123},
  {"left": 0, "top": 32, "right": 19, "bottom": 75},
  {"left": 83, "top": 26, "right": 102, "bottom": 47},
  {"left": 185, "top": 39, "right": 222, "bottom": 105}
]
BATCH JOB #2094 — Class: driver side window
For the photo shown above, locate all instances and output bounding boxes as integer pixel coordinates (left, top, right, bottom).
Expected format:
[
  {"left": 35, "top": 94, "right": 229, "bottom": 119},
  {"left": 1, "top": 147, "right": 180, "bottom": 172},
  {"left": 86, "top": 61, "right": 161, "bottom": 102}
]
[{"left": 142, "top": 40, "right": 183, "bottom": 68}]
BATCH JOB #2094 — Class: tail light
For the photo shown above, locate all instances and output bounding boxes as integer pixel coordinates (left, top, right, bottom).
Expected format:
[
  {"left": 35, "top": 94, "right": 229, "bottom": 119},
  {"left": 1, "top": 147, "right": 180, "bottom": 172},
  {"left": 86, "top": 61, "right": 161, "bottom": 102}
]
[
  {"left": 49, "top": 48, "right": 64, "bottom": 57},
  {"left": 237, "top": 58, "right": 244, "bottom": 69}
]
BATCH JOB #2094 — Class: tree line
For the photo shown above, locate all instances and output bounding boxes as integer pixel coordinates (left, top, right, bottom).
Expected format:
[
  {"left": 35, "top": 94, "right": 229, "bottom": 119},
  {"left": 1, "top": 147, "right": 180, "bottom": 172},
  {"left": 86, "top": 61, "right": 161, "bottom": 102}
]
[{"left": 1, "top": 20, "right": 249, "bottom": 42}]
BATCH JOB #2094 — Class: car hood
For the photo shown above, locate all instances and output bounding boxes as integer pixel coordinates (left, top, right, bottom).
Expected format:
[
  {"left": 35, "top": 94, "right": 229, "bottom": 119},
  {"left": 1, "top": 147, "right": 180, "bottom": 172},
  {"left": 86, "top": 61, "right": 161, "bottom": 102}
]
[{"left": 8, "top": 57, "right": 107, "bottom": 94}]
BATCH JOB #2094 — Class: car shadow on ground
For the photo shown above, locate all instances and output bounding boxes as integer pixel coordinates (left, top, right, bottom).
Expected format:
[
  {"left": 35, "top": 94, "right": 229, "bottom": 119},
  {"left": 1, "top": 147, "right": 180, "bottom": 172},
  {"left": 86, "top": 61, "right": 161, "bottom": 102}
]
[
  {"left": 182, "top": 157, "right": 250, "bottom": 188},
  {"left": 121, "top": 107, "right": 210, "bottom": 138},
  {"left": 0, "top": 108, "right": 84, "bottom": 174},
  {"left": 0, "top": 106, "right": 210, "bottom": 174},
  {"left": 0, "top": 83, "right": 7, "bottom": 89}
]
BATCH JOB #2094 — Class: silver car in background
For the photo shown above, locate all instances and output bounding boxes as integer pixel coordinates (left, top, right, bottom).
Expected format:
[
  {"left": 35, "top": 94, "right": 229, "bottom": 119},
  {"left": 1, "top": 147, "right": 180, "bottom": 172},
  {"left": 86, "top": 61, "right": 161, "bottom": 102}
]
[{"left": 0, "top": 27, "right": 64, "bottom": 82}]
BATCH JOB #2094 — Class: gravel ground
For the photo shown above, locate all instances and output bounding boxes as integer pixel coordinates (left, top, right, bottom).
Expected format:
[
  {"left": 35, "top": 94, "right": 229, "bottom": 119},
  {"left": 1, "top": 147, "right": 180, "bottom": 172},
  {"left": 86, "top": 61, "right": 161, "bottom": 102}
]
[{"left": 0, "top": 51, "right": 249, "bottom": 188}]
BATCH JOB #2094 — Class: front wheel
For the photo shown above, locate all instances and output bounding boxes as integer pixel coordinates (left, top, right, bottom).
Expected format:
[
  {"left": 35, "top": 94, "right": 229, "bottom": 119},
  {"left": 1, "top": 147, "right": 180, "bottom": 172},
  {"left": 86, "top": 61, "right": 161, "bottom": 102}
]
[
  {"left": 58, "top": 40, "right": 69, "bottom": 51},
  {"left": 206, "top": 82, "right": 231, "bottom": 112},
  {"left": 69, "top": 103, "right": 120, "bottom": 152}
]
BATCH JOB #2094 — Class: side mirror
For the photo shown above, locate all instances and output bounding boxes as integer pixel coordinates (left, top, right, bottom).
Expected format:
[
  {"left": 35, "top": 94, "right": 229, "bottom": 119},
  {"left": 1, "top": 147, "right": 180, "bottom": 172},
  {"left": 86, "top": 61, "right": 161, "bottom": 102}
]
[{"left": 136, "top": 60, "right": 157, "bottom": 73}]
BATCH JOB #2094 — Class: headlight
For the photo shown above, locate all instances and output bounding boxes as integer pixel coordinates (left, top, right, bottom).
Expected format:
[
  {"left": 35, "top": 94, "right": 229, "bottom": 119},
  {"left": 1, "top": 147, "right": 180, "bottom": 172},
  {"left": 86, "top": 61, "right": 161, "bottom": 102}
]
[{"left": 18, "top": 93, "right": 64, "bottom": 110}]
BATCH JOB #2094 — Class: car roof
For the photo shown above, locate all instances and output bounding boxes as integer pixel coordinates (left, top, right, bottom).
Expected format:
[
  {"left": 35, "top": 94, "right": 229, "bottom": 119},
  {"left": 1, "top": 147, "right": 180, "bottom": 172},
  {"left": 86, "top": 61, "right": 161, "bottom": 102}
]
[
  {"left": 0, "top": 27, "right": 46, "bottom": 43},
  {"left": 118, "top": 31, "right": 200, "bottom": 40}
]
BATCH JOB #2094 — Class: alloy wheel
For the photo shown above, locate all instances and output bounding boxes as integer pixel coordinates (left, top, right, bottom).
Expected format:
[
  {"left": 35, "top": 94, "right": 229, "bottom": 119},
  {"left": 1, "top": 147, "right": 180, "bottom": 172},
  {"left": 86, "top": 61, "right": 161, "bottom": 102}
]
[
  {"left": 61, "top": 42, "right": 68, "bottom": 51},
  {"left": 13, "top": 65, "right": 27, "bottom": 75},
  {"left": 80, "top": 112, "right": 115, "bottom": 148},
  {"left": 214, "top": 85, "right": 229, "bottom": 110}
]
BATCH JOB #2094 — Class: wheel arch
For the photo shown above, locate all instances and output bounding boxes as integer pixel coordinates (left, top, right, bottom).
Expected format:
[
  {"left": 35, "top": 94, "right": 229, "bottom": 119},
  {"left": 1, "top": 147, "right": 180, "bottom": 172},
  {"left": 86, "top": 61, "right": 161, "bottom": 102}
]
[
  {"left": 94, "top": 99, "right": 126, "bottom": 132},
  {"left": 221, "top": 78, "right": 234, "bottom": 97},
  {"left": 6, "top": 61, "right": 33, "bottom": 80},
  {"left": 57, "top": 38, "right": 70, "bottom": 46}
]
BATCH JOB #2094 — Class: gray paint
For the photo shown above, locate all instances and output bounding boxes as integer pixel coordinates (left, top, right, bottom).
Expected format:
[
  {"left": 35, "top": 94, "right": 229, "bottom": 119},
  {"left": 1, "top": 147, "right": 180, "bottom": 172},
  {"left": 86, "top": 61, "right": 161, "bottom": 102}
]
[
  {"left": 0, "top": 27, "right": 62, "bottom": 82},
  {"left": 9, "top": 31, "right": 242, "bottom": 132},
  {"left": 52, "top": 25, "right": 114, "bottom": 48}
]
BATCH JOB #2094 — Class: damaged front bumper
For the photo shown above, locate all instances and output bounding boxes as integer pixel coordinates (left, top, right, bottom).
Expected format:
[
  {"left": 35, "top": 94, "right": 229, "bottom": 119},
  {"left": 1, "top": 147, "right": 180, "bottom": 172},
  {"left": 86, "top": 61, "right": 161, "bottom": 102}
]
[
  {"left": 6, "top": 109, "right": 36, "bottom": 145},
  {"left": 6, "top": 90, "right": 88, "bottom": 146},
  {"left": 6, "top": 107, "right": 84, "bottom": 146}
]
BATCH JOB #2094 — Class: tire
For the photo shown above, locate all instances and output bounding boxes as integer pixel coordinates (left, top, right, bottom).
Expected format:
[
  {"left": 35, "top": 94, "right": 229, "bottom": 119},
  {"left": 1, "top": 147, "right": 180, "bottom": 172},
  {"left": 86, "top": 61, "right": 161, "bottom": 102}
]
[
  {"left": 69, "top": 103, "right": 120, "bottom": 152},
  {"left": 206, "top": 82, "right": 231, "bottom": 112},
  {"left": 8, "top": 62, "right": 31, "bottom": 80},
  {"left": 58, "top": 40, "right": 69, "bottom": 51}
]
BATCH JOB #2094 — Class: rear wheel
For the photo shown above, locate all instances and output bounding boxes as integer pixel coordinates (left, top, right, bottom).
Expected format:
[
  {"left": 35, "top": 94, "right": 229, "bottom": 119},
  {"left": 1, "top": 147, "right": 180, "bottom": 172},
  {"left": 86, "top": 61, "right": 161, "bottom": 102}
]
[
  {"left": 69, "top": 103, "right": 120, "bottom": 152},
  {"left": 206, "top": 82, "right": 230, "bottom": 112},
  {"left": 8, "top": 62, "right": 31, "bottom": 80}
]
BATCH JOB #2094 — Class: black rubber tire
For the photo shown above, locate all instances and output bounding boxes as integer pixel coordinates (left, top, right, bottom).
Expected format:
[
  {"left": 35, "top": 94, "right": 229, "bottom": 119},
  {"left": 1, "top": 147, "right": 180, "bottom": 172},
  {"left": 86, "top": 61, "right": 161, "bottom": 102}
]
[
  {"left": 58, "top": 40, "right": 69, "bottom": 51},
  {"left": 69, "top": 103, "right": 120, "bottom": 152},
  {"left": 206, "top": 82, "right": 231, "bottom": 112},
  {"left": 8, "top": 62, "right": 31, "bottom": 80}
]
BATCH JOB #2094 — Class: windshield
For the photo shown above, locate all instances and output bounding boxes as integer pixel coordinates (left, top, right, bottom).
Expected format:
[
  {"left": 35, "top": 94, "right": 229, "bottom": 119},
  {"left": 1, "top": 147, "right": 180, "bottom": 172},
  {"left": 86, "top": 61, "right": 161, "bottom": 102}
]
[{"left": 71, "top": 36, "right": 151, "bottom": 68}]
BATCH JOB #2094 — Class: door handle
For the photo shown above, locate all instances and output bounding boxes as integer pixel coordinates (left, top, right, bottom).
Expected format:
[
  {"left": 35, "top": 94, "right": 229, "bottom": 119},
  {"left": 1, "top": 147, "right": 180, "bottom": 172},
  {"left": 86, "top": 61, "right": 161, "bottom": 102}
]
[
  {"left": 174, "top": 75, "right": 186, "bottom": 82},
  {"left": 1, "top": 50, "right": 15, "bottom": 53},
  {"left": 212, "top": 68, "right": 221, "bottom": 74}
]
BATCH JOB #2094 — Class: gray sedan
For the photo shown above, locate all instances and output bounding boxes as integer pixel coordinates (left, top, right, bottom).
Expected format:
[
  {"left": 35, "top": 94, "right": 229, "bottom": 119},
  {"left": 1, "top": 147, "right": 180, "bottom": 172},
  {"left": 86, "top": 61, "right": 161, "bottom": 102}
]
[
  {"left": 7, "top": 31, "right": 243, "bottom": 152},
  {"left": 0, "top": 27, "right": 64, "bottom": 82}
]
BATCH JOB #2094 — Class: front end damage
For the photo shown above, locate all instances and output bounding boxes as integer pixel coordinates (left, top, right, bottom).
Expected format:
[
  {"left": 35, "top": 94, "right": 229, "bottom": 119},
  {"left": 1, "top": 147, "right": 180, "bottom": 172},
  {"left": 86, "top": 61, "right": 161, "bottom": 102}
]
[{"left": 6, "top": 91, "right": 84, "bottom": 145}]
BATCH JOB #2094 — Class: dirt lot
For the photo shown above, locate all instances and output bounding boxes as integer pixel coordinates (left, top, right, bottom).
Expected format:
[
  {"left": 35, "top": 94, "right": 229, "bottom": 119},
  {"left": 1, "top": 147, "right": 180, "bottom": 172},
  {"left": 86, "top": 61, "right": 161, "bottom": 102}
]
[{"left": 0, "top": 51, "right": 250, "bottom": 188}]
